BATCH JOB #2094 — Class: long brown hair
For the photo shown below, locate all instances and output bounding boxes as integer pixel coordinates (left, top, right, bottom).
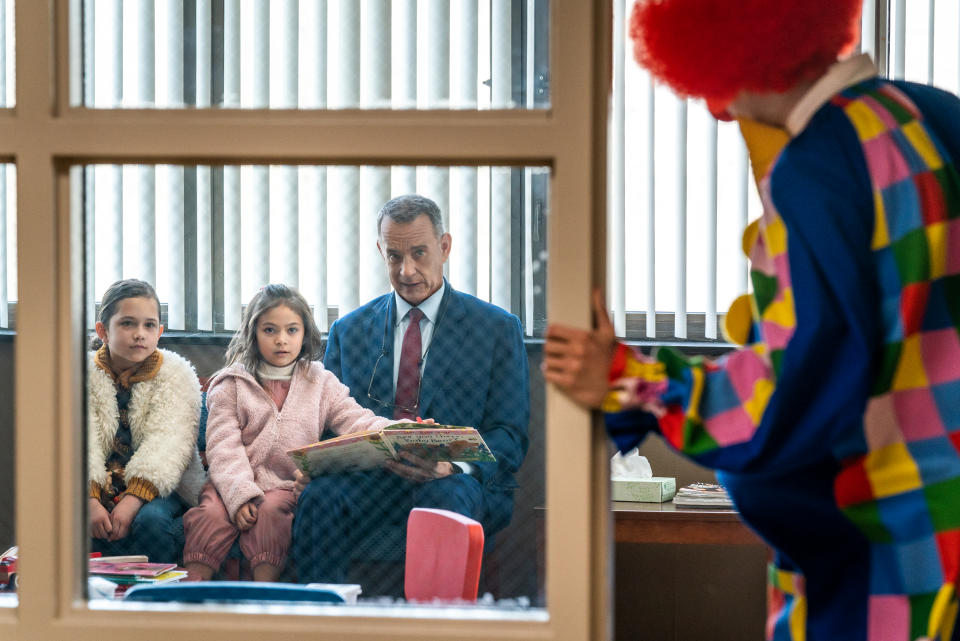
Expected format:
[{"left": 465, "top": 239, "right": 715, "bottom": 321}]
[
  {"left": 225, "top": 284, "right": 323, "bottom": 374},
  {"left": 89, "top": 279, "right": 162, "bottom": 350}
]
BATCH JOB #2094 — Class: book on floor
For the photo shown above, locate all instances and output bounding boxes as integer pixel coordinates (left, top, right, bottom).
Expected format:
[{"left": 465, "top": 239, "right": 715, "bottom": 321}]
[{"left": 87, "top": 561, "right": 178, "bottom": 577}]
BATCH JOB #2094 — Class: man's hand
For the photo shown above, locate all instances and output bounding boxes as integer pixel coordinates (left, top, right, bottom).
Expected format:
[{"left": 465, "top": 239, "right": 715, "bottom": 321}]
[
  {"left": 89, "top": 498, "right": 113, "bottom": 540},
  {"left": 234, "top": 500, "right": 258, "bottom": 531},
  {"left": 108, "top": 494, "right": 144, "bottom": 541},
  {"left": 543, "top": 289, "right": 619, "bottom": 409},
  {"left": 293, "top": 469, "right": 310, "bottom": 501},
  {"left": 384, "top": 451, "right": 457, "bottom": 482}
]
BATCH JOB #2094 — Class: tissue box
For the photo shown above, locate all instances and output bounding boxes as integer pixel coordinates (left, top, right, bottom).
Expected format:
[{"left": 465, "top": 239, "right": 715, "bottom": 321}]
[{"left": 611, "top": 476, "right": 676, "bottom": 502}]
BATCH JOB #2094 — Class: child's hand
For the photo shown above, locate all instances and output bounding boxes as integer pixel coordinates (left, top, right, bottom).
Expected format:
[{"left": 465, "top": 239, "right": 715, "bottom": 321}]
[
  {"left": 89, "top": 498, "right": 112, "bottom": 540},
  {"left": 234, "top": 500, "right": 258, "bottom": 531},
  {"left": 108, "top": 494, "right": 144, "bottom": 541},
  {"left": 293, "top": 469, "right": 310, "bottom": 501},
  {"left": 418, "top": 417, "right": 438, "bottom": 425}
]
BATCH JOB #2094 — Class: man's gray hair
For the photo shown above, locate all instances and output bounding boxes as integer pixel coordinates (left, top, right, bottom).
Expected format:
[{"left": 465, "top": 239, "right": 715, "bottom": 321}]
[{"left": 377, "top": 194, "right": 445, "bottom": 237}]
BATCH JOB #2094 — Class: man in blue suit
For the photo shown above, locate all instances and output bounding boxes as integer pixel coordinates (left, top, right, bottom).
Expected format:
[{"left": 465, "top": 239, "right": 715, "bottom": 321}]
[{"left": 292, "top": 194, "right": 530, "bottom": 586}]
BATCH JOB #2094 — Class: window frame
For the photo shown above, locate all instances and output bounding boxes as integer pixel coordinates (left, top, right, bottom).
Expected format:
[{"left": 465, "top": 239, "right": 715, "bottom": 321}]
[{"left": 2, "top": 2, "right": 612, "bottom": 641}]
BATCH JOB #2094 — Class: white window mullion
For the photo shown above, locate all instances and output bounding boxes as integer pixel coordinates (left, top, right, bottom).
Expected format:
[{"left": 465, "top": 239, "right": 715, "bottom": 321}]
[
  {"left": 391, "top": 0, "right": 416, "bottom": 109},
  {"left": 893, "top": 0, "right": 906, "bottom": 79},
  {"left": 477, "top": 166, "right": 491, "bottom": 301},
  {"left": 269, "top": 164, "right": 299, "bottom": 288},
  {"left": 298, "top": 0, "right": 326, "bottom": 326},
  {"left": 241, "top": 162, "right": 270, "bottom": 300},
  {"left": 299, "top": 166, "right": 328, "bottom": 330},
  {"left": 360, "top": 166, "right": 391, "bottom": 302},
  {"left": 359, "top": 0, "right": 391, "bottom": 302},
  {"left": 270, "top": 0, "right": 298, "bottom": 289},
  {"left": 609, "top": 0, "right": 626, "bottom": 337},
  {"left": 491, "top": 0, "right": 511, "bottom": 109},
  {"left": 477, "top": 0, "right": 490, "bottom": 109},
  {"left": 222, "top": 0, "right": 240, "bottom": 108},
  {"left": 490, "top": 168, "right": 511, "bottom": 311},
  {"left": 448, "top": 3, "right": 479, "bottom": 293},
  {"left": 928, "top": 0, "right": 936, "bottom": 84},
  {"left": 222, "top": 0, "right": 241, "bottom": 329},
  {"left": 736, "top": 137, "right": 750, "bottom": 296},
  {"left": 645, "top": 76, "right": 656, "bottom": 338},
  {"left": 330, "top": 167, "right": 360, "bottom": 315},
  {"left": 361, "top": 0, "right": 390, "bottom": 109},
  {"left": 329, "top": 0, "right": 360, "bottom": 314},
  {"left": 523, "top": 0, "right": 537, "bottom": 336},
  {"left": 392, "top": 166, "right": 417, "bottom": 196},
  {"left": 418, "top": 0, "right": 448, "bottom": 108},
  {"left": 83, "top": 0, "right": 95, "bottom": 105},
  {"left": 195, "top": 1, "right": 213, "bottom": 330},
  {"left": 223, "top": 166, "right": 242, "bottom": 330},
  {"left": 299, "top": 0, "right": 326, "bottom": 109},
  {"left": 270, "top": 0, "right": 297, "bottom": 109},
  {"left": 139, "top": 1, "right": 157, "bottom": 286},
  {"left": 121, "top": 3, "right": 142, "bottom": 282},
  {"left": 4, "top": 168, "right": 11, "bottom": 307},
  {"left": 450, "top": 0, "right": 477, "bottom": 110},
  {"left": 196, "top": 0, "right": 211, "bottom": 108},
  {"left": 674, "top": 99, "right": 688, "bottom": 339},
  {"left": 705, "top": 118, "right": 718, "bottom": 339},
  {"left": 417, "top": 167, "right": 450, "bottom": 276},
  {"left": 76, "top": 168, "right": 95, "bottom": 329},
  {"left": 0, "top": 164, "right": 6, "bottom": 328},
  {"left": 92, "top": 2, "right": 123, "bottom": 302},
  {"left": 861, "top": 0, "right": 876, "bottom": 60},
  {"left": 160, "top": 2, "right": 185, "bottom": 329},
  {"left": 196, "top": 165, "right": 213, "bottom": 330},
  {"left": 489, "top": 0, "right": 512, "bottom": 310},
  {"left": 450, "top": 168, "right": 478, "bottom": 296},
  {"left": 329, "top": 0, "right": 359, "bottom": 109},
  {"left": 240, "top": 0, "right": 270, "bottom": 302}
]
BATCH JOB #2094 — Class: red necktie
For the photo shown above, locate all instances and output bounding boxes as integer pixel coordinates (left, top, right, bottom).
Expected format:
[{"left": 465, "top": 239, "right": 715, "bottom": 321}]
[{"left": 394, "top": 308, "right": 424, "bottom": 420}]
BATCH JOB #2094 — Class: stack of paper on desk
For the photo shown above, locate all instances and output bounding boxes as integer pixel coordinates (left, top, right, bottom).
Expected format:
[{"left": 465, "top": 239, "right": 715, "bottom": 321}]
[{"left": 672, "top": 482, "right": 734, "bottom": 508}]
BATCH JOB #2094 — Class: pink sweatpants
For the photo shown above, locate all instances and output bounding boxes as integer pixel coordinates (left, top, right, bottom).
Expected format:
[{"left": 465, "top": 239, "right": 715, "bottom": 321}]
[{"left": 183, "top": 482, "right": 296, "bottom": 571}]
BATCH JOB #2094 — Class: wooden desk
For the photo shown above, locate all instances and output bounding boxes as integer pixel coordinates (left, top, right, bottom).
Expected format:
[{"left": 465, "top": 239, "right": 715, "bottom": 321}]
[
  {"left": 612, "top": 501, "right": 764, "bottom": 546},
  {"left": 535, "top": 503, "right": 766, "bottom": 607}
]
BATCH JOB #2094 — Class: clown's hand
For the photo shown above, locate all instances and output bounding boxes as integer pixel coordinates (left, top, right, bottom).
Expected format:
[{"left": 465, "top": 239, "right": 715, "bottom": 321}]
[{"left": 543, "top": 289, "right": 618, "bottom": 409}]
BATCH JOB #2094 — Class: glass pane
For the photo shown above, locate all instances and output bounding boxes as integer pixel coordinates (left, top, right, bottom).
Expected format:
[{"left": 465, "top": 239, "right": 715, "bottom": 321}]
[
  {"left": 78, "top": 163, "right": 547, "bottom": 617},
  {"left": 70, "top": 0, "right": 549, "bottom": 110},
  {"left": 0, "top": 164, "right": 18, "bottom": 608}
]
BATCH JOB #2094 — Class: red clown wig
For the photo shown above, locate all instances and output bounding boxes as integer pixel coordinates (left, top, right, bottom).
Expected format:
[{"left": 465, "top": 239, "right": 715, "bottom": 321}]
[{"left": 629, "top": 0, "right": 863, "bottom": 114}]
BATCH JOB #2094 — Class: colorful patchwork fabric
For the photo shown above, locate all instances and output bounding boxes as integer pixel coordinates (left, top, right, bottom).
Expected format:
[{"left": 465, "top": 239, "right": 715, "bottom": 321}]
[
  {"left": 603, "top": 119, "right": 794, "bottom": 468},
  {"left": 604, "top": 73, "right": 960, "bottom": 641},
  {"left": 829, "top": 81, "right": 960, "bottom": 641},
  {"left": 767, "top": 563, "right": 807, "bottom": 641}
]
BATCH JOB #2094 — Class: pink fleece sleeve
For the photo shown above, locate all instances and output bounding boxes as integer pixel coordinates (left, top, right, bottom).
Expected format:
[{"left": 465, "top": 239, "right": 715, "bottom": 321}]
[
  {"left": 204, "top": 376, "right": 264, "bottom": 519},
  {"left": 319, "top": 368, "right": 398, "bottom": 437}
]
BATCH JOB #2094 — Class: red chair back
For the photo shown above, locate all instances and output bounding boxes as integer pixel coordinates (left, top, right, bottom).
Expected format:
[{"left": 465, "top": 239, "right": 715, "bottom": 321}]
[{"left": 404, "top": 508, "right": 484, "bottom": 603}]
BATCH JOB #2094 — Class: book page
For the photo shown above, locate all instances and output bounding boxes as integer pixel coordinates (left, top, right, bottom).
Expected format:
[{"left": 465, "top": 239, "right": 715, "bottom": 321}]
[
  {"left": 382, "top": 426, "right": 496, "bottom": 463},
  {"left": 288, "top": 431, "right": 397, "bottom": 476}
]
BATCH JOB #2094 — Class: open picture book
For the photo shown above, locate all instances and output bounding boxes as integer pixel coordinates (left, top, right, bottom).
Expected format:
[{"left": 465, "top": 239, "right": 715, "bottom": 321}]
[{"left": 288, "top": 423, "right": 496, "bottom": 477}]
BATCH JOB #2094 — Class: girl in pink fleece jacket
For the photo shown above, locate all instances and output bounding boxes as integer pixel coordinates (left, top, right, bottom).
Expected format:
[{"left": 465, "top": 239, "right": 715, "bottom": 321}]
[{"left": 182, "top": 284, "right": 396, "bottom": 581}]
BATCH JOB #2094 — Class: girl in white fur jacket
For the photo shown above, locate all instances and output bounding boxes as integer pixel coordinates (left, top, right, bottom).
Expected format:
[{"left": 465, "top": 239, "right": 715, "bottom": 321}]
[{"left": 88, "top": 279, "right": 204, "bottom": 563}]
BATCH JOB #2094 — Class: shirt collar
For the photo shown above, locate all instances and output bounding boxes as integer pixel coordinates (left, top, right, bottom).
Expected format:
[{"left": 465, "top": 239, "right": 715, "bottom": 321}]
[
  {"left": 394, "top": 280, "right": 446, "bottom": 326},
  {"left": 784, "top": 54, "right": 878, "bottom": 137}
]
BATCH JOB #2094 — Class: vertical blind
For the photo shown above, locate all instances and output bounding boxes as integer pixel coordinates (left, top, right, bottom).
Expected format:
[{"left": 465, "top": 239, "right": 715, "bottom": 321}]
[
  {"left": 608, "top": 0, "right": 960, "bottom": 342},
  {"left": 76, "top": 1, "right": 549, "bottom": 334}
]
